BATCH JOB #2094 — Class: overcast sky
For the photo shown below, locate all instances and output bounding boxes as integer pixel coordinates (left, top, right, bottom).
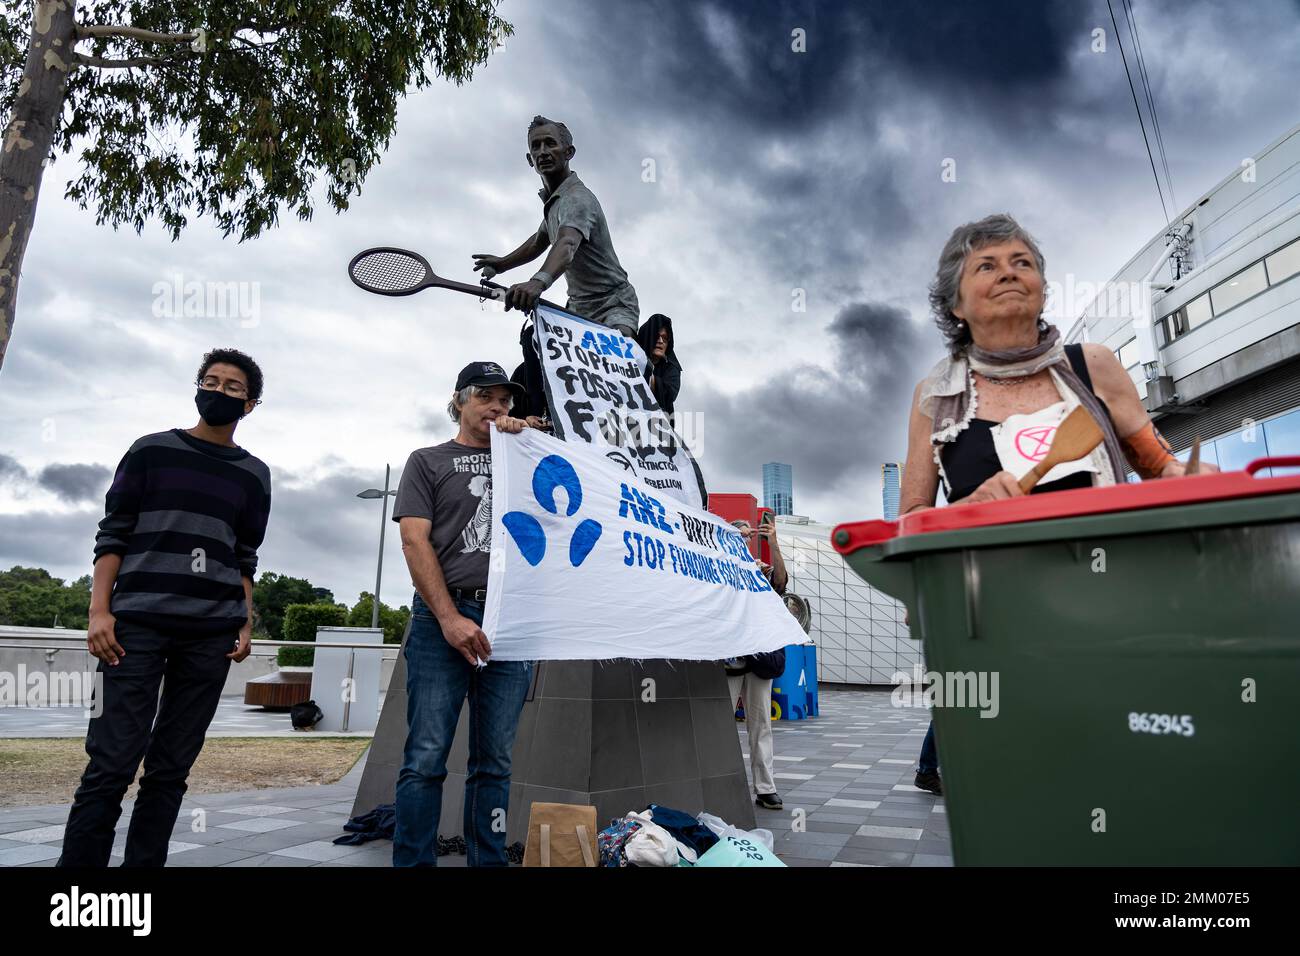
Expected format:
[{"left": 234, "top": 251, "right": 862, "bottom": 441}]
[{"left": 2, "top": 0, "right": 1299, "bottom": 609}]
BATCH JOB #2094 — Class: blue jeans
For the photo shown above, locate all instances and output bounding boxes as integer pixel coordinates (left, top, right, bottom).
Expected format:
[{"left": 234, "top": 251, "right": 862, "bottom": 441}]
[
  {"left": 392, "top": 593, "right": 533, "bottom": 867},
  {"left": 918, "top": 721, "right": 939, "bottom": 775}
]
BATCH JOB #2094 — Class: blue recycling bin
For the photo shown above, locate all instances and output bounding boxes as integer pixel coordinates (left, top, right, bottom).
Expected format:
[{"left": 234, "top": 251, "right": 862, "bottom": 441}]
[{"left": 771, "top": 644, "right": 819, "bottom": 721}]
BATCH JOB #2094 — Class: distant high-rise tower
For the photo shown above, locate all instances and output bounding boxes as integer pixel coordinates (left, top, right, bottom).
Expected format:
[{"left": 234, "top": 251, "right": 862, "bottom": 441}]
[
  {"left": 762, "top": 462, "right": 794, "bottom": 516},
  {"left": 882, "top": 462, "right": 901, "bottom": 521}
]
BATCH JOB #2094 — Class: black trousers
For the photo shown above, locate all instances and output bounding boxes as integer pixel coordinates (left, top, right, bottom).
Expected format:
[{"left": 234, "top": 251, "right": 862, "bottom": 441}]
[{"left": 57, "top": 619, "right": 235, "bottom": 867}]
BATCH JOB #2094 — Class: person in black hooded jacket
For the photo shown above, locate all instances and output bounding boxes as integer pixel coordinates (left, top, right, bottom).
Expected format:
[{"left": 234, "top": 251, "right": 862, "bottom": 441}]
[
  {"left": 636, "top": 313, "right": 682, "bottom": 417},
  {"left": 510, "top": 320, "right": 552, "bottom": 428}
]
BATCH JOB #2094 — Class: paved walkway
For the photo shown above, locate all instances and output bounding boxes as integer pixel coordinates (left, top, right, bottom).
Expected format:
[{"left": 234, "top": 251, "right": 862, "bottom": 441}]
[
  {"left": 0, "top": 690, "right": 951, "bottom": 867},
  {"left": 1, "top": 694, "right": 387, "bottom": 738}
]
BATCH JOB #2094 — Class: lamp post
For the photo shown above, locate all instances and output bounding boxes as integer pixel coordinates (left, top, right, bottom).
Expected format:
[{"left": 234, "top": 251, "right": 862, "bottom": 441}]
[{"left": 357, "top": 465, "right": 398, "bottom": 629}]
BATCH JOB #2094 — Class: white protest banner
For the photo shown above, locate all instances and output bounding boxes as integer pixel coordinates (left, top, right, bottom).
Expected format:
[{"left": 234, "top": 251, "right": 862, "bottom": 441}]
[
  {"left": 533, "top": 303, "right": 707, "bottom": 509},
  {"left": 483, "top": 424, "right": 803, "bottom": 661}
]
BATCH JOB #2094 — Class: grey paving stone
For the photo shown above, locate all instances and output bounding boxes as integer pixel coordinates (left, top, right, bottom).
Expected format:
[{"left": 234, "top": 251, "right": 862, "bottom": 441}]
[
  {"left": 773, "top": 842, "right": 842, "bottom": 862},
  {"left": 833, "top": 846, "right": 915, "bottom": 866},
  {"left": 847, "top": 835, "right": 929, "bottom": 853},
  {"left": 326, "top": 847, "right": 395, "bottom": 867},
  {"left": 808, "top": 812, "right": 872, "bottom": 825},
  {"left": 215, "top": 817, "right": 310, "bottom": 834},
  {"left": 916, "top": 839, "right": 953, "bottom": 855},
  {"left": 270, "top": 840, "right": 363, "bottom": 863},
  {"left": 0, "top": 824, "right": 64, "bottom": 844},
  {"left": 215, "top": 823, "right": 352, "bottom": 853},
  {"left": 776, "top": 829, "right": 853, "bottom": 848},
  {"left": 0, "top": 843, "right": 64, "bottom": 865},
  {"left": 803, "top": 821, "right": 863, "bottom": 835},
  {"left": 165, "top": 845, "right": 263, "bottom": 867},
  {"left": 222, "top": 853, "right": 318, "bottom": 867}
]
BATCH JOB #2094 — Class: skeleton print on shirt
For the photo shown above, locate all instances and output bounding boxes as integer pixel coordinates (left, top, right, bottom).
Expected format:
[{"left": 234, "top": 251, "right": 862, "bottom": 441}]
[{"left": 460, "top": 473, "right": 493, "bottom": 554}]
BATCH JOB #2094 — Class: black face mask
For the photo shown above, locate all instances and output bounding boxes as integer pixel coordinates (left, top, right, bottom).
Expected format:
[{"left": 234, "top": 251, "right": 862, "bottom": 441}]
[{"left": 195, "top": 387, "right": 247, "bottom": 426}]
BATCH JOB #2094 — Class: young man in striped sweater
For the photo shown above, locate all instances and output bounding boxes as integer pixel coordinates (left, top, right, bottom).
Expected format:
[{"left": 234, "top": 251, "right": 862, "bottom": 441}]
[{"left": 58, "top": 349, "right": 272, "bottom": 867}]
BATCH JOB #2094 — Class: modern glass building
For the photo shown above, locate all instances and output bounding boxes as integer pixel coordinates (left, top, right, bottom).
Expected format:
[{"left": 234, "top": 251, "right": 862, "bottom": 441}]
[
  {"left": 762, "top": 462, "right": 794, "bottom": 516},
  {"left": 881, "top": 462, "right": 901, "bottom": 520},
  {"left": 775, "top": 515, "right": 918, "bottom": 686},
  {"left": 1066, "top": 122, "right": 1300, "bottom": 467}
]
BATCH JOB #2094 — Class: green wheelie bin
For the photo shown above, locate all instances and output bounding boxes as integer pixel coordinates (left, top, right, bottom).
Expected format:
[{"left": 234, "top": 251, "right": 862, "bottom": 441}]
[{"left": 832, "top": 456, "right": 1300, "bottom": 865}]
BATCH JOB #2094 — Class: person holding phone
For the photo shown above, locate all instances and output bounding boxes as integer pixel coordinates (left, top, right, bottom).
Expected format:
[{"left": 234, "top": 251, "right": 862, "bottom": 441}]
[
  {"left": 724, "top": 516, "right": 789, "bottom": 811},
  {"left": 59, "top": 349, "right": 271, "bottom": 867}
]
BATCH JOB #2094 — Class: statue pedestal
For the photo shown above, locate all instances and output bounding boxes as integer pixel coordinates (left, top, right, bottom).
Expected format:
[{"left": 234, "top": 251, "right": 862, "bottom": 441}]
[{"left": 353, "top": 654, "right": 757, "bottom": 843}]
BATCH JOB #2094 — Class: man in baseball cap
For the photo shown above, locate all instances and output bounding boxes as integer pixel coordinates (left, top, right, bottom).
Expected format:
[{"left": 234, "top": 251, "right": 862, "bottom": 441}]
[
  {"left": 389, "top": 361, "right": 535, "bottom": 866},
  {"left": 454, "top": 360, "right": 526, "bottom": 398}
]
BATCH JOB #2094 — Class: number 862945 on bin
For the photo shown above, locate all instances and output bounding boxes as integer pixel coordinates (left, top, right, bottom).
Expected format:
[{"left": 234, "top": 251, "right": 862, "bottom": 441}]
[{"left": 1127, "top": 712, "right": 1195, "bottom": 736}]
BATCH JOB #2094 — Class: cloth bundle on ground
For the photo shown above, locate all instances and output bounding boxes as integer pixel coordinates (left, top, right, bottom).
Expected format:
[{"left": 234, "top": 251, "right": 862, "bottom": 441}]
[
  {"left": 622, "top": 811, "right": 684, "bottom": 867},
  {"left": 597, "top": 815, "right": 644, "bottom": 867},
  {"left": 333, "top": 803, "right": 395, "bottom": 846},
  {"left": 333, "top": 804, "right": 523, "bottom": 861},
  {"left": 597, "top": 806, "right": 708, "bottom": 867},
  {"left": 644, "top": 804, "right": 718, "bottom": 858},
  {"left": 597, "top": 805, "right": 783, "bottom": 867}
]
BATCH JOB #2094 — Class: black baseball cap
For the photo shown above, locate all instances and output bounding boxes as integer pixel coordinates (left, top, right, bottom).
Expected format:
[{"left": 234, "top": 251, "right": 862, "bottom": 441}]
[{"left": 456, "top": 361, "right": 525, "bottom": 402}]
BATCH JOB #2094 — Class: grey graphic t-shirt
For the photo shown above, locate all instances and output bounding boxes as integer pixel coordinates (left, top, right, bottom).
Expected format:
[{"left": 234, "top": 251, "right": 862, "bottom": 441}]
[{"left": 392, "top": 441, "right": 493, "bottom": 591}]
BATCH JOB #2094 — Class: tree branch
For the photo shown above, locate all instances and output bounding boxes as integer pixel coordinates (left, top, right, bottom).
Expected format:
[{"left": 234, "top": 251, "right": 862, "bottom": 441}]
[
  {"left": 73, "top": 52, "right": 186, "bottom": 69},
  {"left": 75, "top": 25, "right": 198, "bottom": 44}
]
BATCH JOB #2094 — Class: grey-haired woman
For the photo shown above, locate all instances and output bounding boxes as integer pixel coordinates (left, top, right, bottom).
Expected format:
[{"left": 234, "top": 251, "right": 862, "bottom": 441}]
[{"left": 900, "top": 213, "right": 1213, "bottom": 513}]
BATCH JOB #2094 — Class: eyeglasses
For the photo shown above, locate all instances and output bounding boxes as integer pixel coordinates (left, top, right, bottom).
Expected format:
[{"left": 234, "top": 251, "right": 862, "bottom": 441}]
[{"left": 198, "top": 377, "right": 250, "bottom": 399}]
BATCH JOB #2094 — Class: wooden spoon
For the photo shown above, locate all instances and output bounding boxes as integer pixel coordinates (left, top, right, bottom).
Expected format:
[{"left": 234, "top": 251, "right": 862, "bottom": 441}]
[{"left": 1018, "top": 405, "right": 1106, "bottom": 494}]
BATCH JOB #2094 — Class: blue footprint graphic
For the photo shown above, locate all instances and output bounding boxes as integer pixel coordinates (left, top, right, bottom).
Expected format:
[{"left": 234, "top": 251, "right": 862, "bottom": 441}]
[
  {"left": 504, "top": 454, "right": 603, "bottom": 568},
  {"left": 533, "top": 455, "right": 583, "bottom": 516},
  {"left": 502, "top": 512, "right": 546, "bottom": 567}
]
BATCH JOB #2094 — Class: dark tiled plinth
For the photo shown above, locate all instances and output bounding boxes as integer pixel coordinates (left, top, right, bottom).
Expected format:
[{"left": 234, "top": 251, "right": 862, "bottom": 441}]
[{"left": 352, "top": 648, "right": 756, "bottom": 843}]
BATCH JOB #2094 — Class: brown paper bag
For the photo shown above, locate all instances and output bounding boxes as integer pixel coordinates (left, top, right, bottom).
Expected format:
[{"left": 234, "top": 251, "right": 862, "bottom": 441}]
[{"left": 522, "top": 802, "right": 598, "bottom": 867}]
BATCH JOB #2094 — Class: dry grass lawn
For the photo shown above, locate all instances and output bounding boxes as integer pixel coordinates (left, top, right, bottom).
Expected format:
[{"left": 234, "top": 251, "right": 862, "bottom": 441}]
[{"left": 0, "top": 737, "right": 370, "bottom": 808}]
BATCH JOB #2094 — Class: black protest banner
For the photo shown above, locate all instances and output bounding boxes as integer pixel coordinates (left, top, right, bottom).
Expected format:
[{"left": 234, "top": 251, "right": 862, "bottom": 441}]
[{"left": 533, "top": 304, "right": 707, "bottom": 508}]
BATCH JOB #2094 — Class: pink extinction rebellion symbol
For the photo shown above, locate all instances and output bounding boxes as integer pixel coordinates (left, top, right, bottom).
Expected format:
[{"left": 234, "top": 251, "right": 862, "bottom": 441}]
[{"left": 1014, "top": 425, "right": 1057, "bottom": 462}]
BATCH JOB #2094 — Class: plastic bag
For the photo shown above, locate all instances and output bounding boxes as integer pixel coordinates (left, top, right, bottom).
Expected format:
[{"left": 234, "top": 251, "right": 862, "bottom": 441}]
[
  {"left": 697, "top": 811, "right": 775, "bottom": 853},
  {"left": 694, "top": 834, "right": 785, "bottom": 867}
]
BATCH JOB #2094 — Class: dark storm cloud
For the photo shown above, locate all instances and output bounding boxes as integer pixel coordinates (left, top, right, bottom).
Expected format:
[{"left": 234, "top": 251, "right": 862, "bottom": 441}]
[
  {"left": 526, "top": 0, "right": 1105, "bottom": 291},
  {"left": 0, "top": 454, "right": 111, "bottom": 503},
  {"left": 0, "top": 453, "right": 28, "bottom": 482},
  {"left": 37, "top": 463, "right": 112, "bottom": 503},
  {"left": 557, "top": 1, "right": 1078, "bottom": 130},
  {"left": 0, "top": 462, "right": 412, "bottom": 608},
  {"left": 0, "top": 510, "right": 99, "bottom": 573},
  {"left": 689, "top": 300, "right": 934, "bottom": 494}
]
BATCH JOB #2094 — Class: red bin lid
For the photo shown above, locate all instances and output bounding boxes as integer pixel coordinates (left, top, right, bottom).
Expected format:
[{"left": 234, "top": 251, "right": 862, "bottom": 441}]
[{"left": 832, "top": 456, "right": 1300, "bottom": 553}]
